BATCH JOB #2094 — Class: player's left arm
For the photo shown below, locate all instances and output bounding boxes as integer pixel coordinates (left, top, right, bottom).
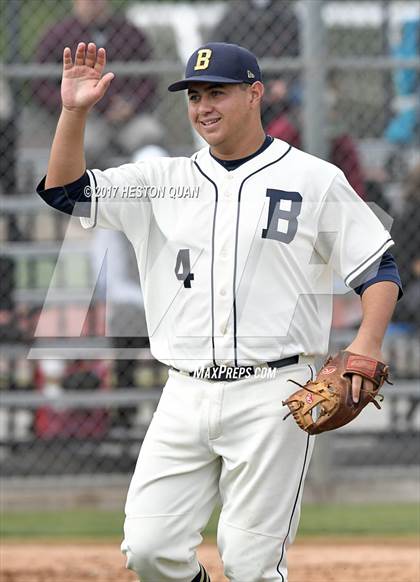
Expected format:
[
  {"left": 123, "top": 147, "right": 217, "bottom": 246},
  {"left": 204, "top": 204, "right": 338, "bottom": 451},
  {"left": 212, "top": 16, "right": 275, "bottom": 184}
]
[
  {"left": 345, "top": 280, "right": 399, "bottom": 403},
  {"left": 316, "top": 170, "right": 403, "bottom": 404}
]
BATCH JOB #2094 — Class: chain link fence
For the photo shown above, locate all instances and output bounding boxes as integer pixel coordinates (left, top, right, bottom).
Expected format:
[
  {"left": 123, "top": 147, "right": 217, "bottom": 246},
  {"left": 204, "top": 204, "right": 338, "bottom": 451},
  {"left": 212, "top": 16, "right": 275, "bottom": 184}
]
[{"left": 1, "top": 1, "right": 419, "bottom": 494}]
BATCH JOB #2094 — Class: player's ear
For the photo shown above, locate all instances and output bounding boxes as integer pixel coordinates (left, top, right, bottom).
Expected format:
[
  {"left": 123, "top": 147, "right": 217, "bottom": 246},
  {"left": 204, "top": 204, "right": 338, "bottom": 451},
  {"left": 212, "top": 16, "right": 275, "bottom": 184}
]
[{"left": 248, "top": 81, "right": 264, "bottom": 108}]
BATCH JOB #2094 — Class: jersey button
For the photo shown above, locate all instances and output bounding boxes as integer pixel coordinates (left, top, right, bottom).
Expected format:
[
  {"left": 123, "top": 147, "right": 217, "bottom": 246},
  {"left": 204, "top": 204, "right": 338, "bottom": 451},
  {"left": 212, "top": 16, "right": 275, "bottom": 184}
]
[{"left": 220, "top": 289, "right": 227, "bottom": 296}]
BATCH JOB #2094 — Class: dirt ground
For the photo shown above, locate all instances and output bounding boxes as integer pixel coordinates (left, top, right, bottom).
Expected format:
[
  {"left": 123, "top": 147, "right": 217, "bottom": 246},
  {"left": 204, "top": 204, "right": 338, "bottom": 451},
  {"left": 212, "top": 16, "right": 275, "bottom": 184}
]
[{"left": 1, "top": 539, "right": 419, "bottom": 582}]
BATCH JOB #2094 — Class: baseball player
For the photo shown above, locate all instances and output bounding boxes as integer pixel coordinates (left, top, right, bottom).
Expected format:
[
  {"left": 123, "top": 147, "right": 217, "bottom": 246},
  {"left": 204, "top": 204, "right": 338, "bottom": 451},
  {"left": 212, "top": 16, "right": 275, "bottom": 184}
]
[{"left": 37, "top": 42, "right": 401, "bottom": 582}]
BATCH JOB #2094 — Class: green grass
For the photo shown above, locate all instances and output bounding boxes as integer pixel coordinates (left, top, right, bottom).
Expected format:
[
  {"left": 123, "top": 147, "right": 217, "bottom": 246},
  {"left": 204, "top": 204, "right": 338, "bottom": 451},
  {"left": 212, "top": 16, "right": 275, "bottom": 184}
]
[
  {"left": 0, "top": 509, "right": 123, "bottom": 540},
  {"left": 1, "top": 504, "right": 419, "bottom": 541},
  {"left": 298, "top": 503, "right": 420, "bottom": 537}
]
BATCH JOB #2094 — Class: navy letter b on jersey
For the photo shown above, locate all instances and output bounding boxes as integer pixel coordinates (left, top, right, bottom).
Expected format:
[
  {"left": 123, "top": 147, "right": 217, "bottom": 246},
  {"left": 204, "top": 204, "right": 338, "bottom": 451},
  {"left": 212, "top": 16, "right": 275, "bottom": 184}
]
[{"left": 262, "top": 189, "right": 302, "bottom": 244}]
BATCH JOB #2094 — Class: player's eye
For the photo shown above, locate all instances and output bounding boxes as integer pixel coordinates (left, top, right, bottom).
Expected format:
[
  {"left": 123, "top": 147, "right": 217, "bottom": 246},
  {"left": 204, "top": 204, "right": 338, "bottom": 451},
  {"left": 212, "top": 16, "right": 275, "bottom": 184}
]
[
  {"left": 188, "top": 94, "right": 199, "bottom": 102},
  {"left": 211, "top": 90, "right": 223, "bottom": 97}
]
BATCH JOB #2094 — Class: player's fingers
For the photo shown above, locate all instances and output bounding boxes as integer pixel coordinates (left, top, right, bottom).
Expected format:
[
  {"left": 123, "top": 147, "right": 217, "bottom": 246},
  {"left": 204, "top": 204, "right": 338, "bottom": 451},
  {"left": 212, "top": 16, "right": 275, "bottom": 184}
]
[
  {"left": 96, "top": 71, "right": 115, "bottom": 96},
  {"left": 363, "top": 378, "right": 375, "bottom": 394},
  {"left": 85, "top": 42, "right": 96, "bottom": 68},
  {"left": 63, "top": 47, "right": 73, "bottom": 70},
  {"left": 74, "top": 42, "right": 86, "bottom": 66},
  {"left": 94, "top": 47, "right": 106, "bottom": 74},
  {"left": 351, "top": 374, "right": 362, "bottom": 404}
]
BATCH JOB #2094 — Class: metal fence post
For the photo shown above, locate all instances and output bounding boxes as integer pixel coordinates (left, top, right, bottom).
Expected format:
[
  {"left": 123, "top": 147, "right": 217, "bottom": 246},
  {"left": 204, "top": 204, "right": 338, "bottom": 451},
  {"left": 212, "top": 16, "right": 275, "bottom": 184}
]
[
  {"left": 301, "top": 2, "right": 333, "bottom": 499},
  {"left": 301, "top": 0, "right": 328, "bottom": 159}
]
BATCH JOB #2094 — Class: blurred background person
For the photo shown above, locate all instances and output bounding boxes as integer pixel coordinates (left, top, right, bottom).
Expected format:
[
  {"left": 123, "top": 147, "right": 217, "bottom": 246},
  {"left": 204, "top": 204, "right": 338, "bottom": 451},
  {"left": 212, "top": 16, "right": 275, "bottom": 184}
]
[
  {"left": 264, "top": 77, "right": 301, "bottom": 147},
  {"left": 266, "top": 71, "right": 367, "bottom": 199},
  {"left": 208, "top": 0, "right": 300, "bottom": 59},
  {"left": 208, "top": 0, "right": 301, "bottom": 128},
  {"left": 325, "top": 72, "right": 367, "bottom": 199},
  {"left": 384, "top": 17, "right": 419, "bottom": 148},
  {"left": 33, "top": 0, "right": 160, "bottom": 168},
  {"left": 383, "top": 16, "right": 419, "bottom": 186}
]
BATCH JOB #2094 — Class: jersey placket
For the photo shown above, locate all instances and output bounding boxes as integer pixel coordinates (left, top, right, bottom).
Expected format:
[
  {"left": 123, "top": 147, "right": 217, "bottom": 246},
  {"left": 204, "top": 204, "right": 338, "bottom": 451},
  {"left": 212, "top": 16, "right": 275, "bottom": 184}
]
[{"left": 213, "top": 173, "right": 238, "bottom": 365}]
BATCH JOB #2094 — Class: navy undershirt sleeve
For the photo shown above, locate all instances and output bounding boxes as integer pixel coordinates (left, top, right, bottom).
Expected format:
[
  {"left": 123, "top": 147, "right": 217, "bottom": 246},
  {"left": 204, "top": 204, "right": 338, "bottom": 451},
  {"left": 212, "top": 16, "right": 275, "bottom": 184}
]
[
  {"left": 354, "top": 251, "right": 403, "bottom": 300},
  {"left": 36, "top": 172, "right": 91, "bottom": 217}
]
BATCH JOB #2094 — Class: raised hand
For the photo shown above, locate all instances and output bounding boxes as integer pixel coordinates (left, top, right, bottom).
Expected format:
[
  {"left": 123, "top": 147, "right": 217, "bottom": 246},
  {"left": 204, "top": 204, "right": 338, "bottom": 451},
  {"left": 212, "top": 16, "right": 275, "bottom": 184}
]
[{"left": 61, "top": 42, "right": 114, "bottom": 113}]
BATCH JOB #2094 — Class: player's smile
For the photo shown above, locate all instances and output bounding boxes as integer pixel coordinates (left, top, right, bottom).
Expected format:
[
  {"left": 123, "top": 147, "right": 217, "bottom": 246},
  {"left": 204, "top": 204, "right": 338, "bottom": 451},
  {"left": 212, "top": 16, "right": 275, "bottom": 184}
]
[
  {"left": 200, "top": 116, "right": 221, "bottom": 128},
  {"left": 199, "top": 117, "right": 222, "bottom": 136}
]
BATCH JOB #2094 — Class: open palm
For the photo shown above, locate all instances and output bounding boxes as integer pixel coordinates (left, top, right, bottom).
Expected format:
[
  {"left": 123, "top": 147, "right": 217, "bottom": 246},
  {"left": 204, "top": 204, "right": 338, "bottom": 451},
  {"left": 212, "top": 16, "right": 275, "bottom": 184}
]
[{"left": 61, "top": 42, "right": 114, "bottom": 112}]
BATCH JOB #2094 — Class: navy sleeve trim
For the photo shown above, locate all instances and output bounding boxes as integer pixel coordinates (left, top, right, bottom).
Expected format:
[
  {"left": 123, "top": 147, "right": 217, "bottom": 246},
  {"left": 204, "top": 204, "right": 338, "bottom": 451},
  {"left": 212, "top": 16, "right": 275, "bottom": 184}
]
[
  {"left": 354, "top": 251, "right": 403, "bottom": 300},
  {"left": 36, "top": 172, "right": 91, "bottom": 217},
  {"left": 344, "top": 238, "right": 393, "bottom": 287}
]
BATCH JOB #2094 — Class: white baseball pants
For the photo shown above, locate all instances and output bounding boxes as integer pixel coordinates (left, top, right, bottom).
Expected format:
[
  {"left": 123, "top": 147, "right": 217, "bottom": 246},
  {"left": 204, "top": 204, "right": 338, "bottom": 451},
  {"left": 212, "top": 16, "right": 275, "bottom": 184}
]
[{"left": 121, "top": 361, "right": 315, "bottom": 582}]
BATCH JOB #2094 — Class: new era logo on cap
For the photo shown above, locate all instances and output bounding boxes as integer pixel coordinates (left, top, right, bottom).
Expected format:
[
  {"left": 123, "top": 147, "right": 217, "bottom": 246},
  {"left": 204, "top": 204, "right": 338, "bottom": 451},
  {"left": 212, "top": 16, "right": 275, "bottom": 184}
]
[{"left": 168, "top": 42, "right": 262, "bottom": 92}]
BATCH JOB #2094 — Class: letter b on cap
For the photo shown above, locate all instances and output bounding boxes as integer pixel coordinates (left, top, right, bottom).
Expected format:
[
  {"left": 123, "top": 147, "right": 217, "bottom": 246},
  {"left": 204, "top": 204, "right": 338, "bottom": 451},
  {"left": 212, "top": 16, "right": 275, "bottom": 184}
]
[{"left": 194, "top": 49, "right": 212, "bottom": 70}]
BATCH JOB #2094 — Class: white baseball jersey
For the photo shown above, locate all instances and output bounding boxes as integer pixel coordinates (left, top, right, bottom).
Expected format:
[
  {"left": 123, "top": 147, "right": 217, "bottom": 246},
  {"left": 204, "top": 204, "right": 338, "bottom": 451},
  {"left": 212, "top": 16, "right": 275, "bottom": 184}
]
[{"left": 80, "top": 138, "right": 393, "bottom": 371}]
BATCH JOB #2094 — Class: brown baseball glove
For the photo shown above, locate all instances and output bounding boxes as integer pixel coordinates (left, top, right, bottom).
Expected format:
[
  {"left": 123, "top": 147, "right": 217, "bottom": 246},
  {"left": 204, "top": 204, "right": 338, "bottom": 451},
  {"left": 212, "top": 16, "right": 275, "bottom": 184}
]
[{"left": 282, "top": 351, "right": 391, "bottom": 434}]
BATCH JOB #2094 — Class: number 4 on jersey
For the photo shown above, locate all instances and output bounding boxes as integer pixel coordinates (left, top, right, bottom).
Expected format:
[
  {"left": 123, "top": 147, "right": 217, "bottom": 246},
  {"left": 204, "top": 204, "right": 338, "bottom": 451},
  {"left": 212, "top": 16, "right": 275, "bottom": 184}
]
[{"left": 175, "top": 249, "right": 195, "bottom": 288}]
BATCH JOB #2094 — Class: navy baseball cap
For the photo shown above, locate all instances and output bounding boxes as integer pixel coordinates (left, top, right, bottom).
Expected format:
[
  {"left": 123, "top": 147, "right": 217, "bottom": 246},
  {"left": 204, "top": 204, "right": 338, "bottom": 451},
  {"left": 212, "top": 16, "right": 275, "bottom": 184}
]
[{"left": 168, "top": 42, "right": 262, "bottom": 92}]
